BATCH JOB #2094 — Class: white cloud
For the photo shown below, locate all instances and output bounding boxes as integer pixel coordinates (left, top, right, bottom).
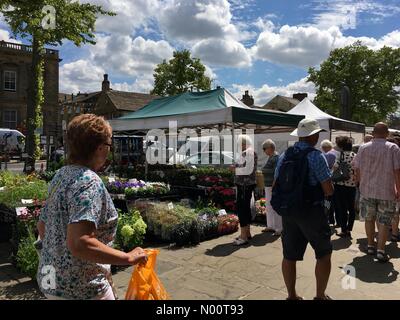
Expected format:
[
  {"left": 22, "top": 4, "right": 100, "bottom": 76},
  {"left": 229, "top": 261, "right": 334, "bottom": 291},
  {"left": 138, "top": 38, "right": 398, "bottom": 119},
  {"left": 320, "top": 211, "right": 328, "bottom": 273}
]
[
  {"left": 252, "top": 25, "right": 400, "bottom": 68},
  {"left": 232, "top": 77, "right": 316, "bottom": 106},
  {"left": 310, "top": 0, "right": 400, "bottom": 30},
  {"left": 158, "top": 0, "right": 239, "bottom": 41},
  {"left": 204, "top": 64, "right": 218, "bottom": 80},
  {"left": 112, "top": 78, "right": 154, "bottom": 93},
  {"left": 90, "top": 35, "right": 174, "bottom": 77},
  {"left": 254, "top": 18, "right": 275, "bottom": 32},
  {"left": 59, "top": 59, "right": 105, "bottom": 94},
  {"left": 192, "top": 39, "right": 251, "bottom": 68},
  {"left": 85, "top": 0, "right": 159, "bottom": 36},
  {"left": 158, "top": 0, "right": 254, "bottom": 68},
  {"left": 0, "top": 28, "right": 20, "bottom": 43},
  {"left": 252, "top": 25, "right": 340, "bottom": 67}
]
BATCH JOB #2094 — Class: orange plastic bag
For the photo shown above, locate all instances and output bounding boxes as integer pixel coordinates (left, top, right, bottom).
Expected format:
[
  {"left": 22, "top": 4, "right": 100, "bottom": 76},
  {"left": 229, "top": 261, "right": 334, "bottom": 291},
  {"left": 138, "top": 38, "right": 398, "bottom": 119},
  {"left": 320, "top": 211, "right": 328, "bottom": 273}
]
[{"left": 125, "top": 249, "right": 169, "bottom": 300}]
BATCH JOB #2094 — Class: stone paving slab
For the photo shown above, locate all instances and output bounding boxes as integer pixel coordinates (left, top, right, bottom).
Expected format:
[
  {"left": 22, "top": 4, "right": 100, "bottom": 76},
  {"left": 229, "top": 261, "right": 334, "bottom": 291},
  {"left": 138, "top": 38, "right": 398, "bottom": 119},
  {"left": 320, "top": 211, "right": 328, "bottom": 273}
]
[{"left": 2, "top": 221, "right": 400, "bottom": 300}]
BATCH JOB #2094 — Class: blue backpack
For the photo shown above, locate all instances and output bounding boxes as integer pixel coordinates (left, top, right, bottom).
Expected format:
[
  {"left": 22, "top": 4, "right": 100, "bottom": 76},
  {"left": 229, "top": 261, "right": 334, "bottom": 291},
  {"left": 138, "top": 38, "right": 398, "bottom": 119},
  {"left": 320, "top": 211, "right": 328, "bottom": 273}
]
[{"left": 271, "top": 147, "right": 320, "bottom": 217}]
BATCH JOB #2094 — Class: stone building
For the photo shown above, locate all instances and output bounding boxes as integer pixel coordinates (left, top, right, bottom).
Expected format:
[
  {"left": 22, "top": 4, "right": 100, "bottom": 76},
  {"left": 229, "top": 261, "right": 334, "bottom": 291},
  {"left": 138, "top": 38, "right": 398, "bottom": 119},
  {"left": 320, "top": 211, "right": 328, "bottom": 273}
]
[
  {"left": 0, "top": 40, "right": 59, "bottom": 138},
  {"left": 60, "top": 74, "right": 159, "bottom": 126},
  {"left": 262, "top": 93, "right": 308, "bottom": 112}
]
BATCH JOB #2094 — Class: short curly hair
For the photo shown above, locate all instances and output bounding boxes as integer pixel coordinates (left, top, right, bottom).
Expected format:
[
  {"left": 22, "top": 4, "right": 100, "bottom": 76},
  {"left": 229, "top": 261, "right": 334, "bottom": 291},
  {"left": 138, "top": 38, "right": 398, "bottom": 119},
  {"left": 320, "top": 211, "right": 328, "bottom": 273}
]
[
  {"left": 67, "top": 114, "right": 112, "bottom": 164},
  {"left": 336, "top": 136, "right": 353, "bottom": 151}
]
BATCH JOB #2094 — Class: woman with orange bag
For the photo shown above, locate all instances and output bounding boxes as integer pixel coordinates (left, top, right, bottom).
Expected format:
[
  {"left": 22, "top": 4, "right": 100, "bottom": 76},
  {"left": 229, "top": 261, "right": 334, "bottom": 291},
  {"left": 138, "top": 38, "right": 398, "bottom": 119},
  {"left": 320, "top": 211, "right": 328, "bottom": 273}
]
[{"left": 36, "top": 114, "right": 148, "bottom": 300}]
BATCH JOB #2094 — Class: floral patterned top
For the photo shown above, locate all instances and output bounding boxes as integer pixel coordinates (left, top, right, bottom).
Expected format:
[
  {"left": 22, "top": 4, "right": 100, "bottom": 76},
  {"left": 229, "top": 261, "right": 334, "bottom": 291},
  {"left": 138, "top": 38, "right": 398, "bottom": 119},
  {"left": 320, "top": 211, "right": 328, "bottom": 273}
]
[{"left": 37, "top": 165, "right": 118, "bottom": 300}]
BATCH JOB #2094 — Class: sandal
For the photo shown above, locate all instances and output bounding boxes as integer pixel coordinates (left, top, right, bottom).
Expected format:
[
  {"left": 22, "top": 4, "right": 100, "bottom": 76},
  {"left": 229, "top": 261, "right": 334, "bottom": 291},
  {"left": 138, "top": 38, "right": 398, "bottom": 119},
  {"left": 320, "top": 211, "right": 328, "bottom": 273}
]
[
  {"left": 262, "top": 228, "right": 274, "bottom": 233},
  {"left": 376, "top": 251, "right": 389, "bottom": 263},
  {"left": 233, "top": 238, "right": 249, "bottom": 246},
  {"left": 367, "top": 246, "right": 376, "bottom": 255},
  {"left": 391, "top": 234, "right": 400, "bottom": 242}
]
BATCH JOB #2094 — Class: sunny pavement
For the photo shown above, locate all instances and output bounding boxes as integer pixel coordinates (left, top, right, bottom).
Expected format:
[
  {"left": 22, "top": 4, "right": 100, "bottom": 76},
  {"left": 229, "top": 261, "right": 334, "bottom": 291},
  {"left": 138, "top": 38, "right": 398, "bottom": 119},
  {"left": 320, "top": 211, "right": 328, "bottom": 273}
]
[{"left": 2, "top": 220, "right": 400, "bottom": 300}]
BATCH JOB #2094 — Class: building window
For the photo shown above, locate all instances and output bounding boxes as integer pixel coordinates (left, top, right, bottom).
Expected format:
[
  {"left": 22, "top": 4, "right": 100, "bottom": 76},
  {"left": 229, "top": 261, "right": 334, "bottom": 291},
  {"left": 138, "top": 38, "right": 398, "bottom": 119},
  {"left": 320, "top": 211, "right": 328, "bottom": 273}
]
[
  {"left": 4, "top": 71, "right": 17, "bottom": 92},
  {"left": 3, "top": 110, "right": 17, "bottom": 129}
]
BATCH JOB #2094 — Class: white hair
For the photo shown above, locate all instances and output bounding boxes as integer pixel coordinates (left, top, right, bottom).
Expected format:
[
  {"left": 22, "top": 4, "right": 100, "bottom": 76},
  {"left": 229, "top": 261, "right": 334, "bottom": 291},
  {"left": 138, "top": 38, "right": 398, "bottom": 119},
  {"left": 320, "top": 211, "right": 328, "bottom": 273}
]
[
  {"left": 320, "top": 140, "right": 333, "bottom": 149},
  {"left": 262, "top": 139, "right": 276, "bottom": 150},
  {"left": 237, "top": 134, "right": 253, "bottom": 147}
]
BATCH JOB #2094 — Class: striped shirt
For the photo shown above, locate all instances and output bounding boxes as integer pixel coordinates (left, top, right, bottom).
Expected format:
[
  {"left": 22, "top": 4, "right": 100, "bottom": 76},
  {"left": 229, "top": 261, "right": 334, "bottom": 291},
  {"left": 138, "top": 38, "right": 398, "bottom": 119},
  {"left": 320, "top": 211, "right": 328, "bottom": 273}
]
[{"left": 353, "top": 139, "right": 400, "bottom": 201}]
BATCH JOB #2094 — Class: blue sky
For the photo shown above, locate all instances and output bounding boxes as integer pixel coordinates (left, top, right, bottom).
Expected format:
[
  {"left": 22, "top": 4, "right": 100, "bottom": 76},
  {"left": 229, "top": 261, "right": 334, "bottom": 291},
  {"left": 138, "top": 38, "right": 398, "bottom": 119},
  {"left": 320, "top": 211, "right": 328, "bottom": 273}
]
[{"left": 0, "top": 0, "right": 399, "bottom": 105}]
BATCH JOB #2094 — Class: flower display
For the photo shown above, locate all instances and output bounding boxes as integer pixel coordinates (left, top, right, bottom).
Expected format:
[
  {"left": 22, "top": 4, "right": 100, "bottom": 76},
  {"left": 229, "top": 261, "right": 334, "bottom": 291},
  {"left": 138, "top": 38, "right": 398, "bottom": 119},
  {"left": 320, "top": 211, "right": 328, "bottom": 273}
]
[{"left": 125, "top": 182, "right": 170, "bottom": 200}]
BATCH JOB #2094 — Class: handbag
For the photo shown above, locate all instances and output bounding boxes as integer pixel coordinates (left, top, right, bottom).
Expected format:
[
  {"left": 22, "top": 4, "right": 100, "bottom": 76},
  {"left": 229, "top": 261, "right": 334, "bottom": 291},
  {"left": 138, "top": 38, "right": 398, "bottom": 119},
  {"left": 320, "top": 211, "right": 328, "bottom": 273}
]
[{"left": 332, "top": 152, "right": 351, "bottom": 183}]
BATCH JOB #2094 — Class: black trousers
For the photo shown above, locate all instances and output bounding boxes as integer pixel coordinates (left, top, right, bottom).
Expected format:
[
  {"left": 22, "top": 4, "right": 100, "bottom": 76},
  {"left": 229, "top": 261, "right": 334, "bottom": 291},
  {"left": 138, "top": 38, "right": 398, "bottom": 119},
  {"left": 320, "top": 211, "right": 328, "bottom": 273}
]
[
  {"left": 236, "top": 184, "right": 255, "bottom": 227},
  {"left": 334, "top": 185, "right": 356, "bottom": 233}
]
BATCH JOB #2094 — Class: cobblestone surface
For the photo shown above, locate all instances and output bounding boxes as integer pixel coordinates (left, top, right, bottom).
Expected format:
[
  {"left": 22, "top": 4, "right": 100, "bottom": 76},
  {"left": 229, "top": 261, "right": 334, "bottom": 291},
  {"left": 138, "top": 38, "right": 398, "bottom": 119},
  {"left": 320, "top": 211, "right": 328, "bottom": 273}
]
[{"left": 1, "top": 221, "right": 400, "bottom": 300}]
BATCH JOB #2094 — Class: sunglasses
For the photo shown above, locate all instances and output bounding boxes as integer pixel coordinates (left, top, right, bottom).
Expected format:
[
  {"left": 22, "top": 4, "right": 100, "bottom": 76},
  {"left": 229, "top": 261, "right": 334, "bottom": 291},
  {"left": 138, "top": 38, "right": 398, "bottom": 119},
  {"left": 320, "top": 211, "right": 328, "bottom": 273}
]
[{"left": 104, "top": 143, "right": 113, "bottom": 151}]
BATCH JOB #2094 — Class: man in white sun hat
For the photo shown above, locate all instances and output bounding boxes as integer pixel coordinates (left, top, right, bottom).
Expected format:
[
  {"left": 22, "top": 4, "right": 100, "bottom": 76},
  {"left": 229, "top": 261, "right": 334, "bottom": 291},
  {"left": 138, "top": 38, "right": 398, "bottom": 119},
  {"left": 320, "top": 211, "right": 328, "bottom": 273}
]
[{"left": 271, "top": 118, "right": 334, "bottom": 300}]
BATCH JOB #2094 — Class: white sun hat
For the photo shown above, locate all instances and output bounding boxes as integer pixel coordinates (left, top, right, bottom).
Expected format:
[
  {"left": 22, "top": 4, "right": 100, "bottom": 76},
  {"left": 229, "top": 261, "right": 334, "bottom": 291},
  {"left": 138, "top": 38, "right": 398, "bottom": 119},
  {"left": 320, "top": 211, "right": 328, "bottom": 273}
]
[{"left": 291, "top": 118, "right": 327, "bottom": 137}]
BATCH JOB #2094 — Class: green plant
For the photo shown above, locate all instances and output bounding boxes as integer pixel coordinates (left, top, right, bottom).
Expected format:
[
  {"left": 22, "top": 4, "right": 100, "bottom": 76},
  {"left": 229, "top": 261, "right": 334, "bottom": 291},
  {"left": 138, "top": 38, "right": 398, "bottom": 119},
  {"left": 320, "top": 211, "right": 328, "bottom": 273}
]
[
  {"left": 0, "top": 180, "right": 48, "bottom": 208},
  {"left": 124, "top": 183, "right": 170, "bottom": 200},
  {"left": 115, "top": 209, "right": 147, "bottom": 251},
  {"left": 16, "top": 230, "right": 39, "bottom": 280},
  {"left": 143, "top": 203, "right": 199, "bottom": 245}
]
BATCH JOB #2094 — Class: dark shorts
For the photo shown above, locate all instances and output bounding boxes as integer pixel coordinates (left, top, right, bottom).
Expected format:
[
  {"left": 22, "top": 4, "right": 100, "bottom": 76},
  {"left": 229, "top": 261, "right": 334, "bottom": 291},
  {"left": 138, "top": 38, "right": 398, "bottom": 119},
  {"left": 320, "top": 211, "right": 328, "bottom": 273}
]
[{"left": 282, "top": 205, "right": 332, "bottom": 261}]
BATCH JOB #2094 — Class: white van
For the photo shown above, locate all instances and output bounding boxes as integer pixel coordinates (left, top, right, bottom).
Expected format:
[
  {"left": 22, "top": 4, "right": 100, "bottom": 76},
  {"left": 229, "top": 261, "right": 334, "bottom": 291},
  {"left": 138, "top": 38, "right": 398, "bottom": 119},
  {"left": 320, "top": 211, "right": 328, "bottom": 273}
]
[{"left": 0, "top": 129, "right": 25, "bottom": 158}]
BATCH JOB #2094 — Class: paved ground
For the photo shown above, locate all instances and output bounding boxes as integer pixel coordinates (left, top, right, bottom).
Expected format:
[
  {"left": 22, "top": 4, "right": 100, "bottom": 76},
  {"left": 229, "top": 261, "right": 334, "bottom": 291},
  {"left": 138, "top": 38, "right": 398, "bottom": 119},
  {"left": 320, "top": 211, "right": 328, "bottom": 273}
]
[
  {"left": 0, "top": 160, "right": 47, "bottom": 173},
  {"left": 1, "top": 220, "right": 400, "bottom": 300}
]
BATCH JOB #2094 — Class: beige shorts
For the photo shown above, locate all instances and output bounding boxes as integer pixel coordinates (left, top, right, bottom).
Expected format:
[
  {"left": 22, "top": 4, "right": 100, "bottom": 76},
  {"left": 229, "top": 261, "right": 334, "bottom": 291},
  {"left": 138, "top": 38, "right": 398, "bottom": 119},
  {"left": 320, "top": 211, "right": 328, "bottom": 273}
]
[{"left": 359, "top": 197, "right": 396, "bottom": 226}]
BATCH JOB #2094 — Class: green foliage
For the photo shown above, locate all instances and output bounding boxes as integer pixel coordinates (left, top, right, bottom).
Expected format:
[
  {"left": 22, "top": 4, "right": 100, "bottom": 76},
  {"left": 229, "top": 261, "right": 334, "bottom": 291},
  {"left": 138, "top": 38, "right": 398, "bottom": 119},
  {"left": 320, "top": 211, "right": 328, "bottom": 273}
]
[
  {"left": 124, "top": 183, "right": 170, "bottom": 200},
  {"left": 0, "top": 0, "right": 115, "bottom": 163},
  {"left": 16, "top": 230, "right": 39, "bottom": 280},
  {"left": 0, "top": 177, "right": 48, "bottom": 208},
  {"left": 47, "top": 158, "right": 64, "bottom": 172},
  {"left": 143, "top": 203, "right": 200, "bottom": 246},
  {"left": 39, "top": 170, "right": 57, "bottom": 182},
  {"left": 151, "top": 50, "right": 212, "bottom": 96},
  {"left": 115, "top": 209, "right": 147, "bottom": 252},
  {"left": 308, "top": 42, "right": 400, "bottom": 125},
  {"left": 0, "top": 1, "right": 115, "bottom": 46}
]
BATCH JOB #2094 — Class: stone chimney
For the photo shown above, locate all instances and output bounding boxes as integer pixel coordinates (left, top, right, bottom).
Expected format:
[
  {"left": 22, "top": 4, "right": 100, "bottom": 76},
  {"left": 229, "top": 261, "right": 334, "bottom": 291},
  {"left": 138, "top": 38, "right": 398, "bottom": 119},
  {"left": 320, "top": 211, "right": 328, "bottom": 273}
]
[
  {"left": 102, "top": 74, "right": 110, "bottom": 92},
  {"left": 241, "top": 90, "right": 254, "bottom": 107},
  {"left": 293, "top": 93, "right": 308, "bottom": 102}
]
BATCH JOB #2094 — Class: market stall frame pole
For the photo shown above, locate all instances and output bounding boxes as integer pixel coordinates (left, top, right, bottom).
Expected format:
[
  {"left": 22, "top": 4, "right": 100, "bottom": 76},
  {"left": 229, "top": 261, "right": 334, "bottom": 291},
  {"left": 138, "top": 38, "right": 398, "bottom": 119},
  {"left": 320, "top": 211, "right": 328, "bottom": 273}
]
[{"left": 218, "top": 123, "right": 223, "bottom": 168}]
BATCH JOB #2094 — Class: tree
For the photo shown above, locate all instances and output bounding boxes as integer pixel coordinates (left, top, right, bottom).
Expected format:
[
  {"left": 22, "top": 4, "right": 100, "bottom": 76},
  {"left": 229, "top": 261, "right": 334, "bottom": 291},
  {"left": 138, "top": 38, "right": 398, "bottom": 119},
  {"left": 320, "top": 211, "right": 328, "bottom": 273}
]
[
  {"left": 308, "top": 42, "right": 400, "bottom": 125},
  {"left": 0, "top": 0, "right": 115, "bottom": 173},
  {"left": 151, "top": 50, "right": 211, "bottom": 96}
]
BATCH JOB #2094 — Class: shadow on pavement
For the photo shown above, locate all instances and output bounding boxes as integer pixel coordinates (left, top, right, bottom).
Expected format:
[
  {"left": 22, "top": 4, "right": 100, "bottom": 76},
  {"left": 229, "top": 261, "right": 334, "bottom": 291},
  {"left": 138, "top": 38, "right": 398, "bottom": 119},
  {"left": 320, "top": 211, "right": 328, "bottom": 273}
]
[
  {"left": 332, "top": 237, "right": 353, "bottom": 251},
  {"left": 345, "top": 238, "right": 400, "bottom": 284},
  {"left": 348, "top": 255, "right": 399, "bottom": 284},
  {"left": 205, "top": 232, "right": 279, "bottom": 257}
]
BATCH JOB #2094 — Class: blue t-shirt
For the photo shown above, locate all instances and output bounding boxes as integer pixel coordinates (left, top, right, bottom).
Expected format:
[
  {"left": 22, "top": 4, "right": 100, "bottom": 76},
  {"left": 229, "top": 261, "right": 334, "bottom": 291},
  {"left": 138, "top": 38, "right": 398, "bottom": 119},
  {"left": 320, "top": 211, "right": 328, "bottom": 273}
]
[
  {"left": 274, "top": 141, "right": 332, "bottom": 186},
  {"left": 323, "top": 151, "right": 337, "bottom": 170},
  {"left": 37, "top": 165, "right": 118, "bottom": 300}
]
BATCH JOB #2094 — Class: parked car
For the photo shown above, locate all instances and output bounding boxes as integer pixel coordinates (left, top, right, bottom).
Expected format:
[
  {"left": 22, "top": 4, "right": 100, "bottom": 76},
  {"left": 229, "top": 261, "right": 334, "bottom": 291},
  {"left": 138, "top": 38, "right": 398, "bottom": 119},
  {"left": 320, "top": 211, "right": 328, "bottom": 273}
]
[{"left": 0, "top": 129, "right": 25, "bottom": 159}]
